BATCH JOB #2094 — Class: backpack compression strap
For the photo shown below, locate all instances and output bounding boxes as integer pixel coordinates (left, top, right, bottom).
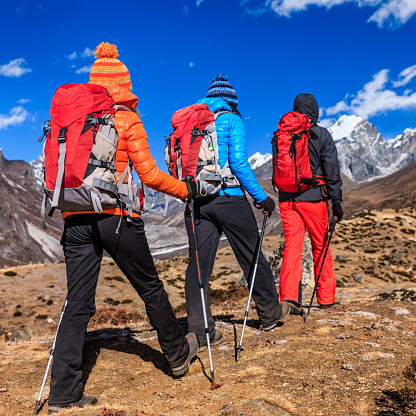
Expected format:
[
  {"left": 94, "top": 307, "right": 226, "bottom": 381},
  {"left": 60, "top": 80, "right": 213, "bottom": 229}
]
[
  {"left": 50, "top": 127, "right": 68, "bottom": 210},
  {"left": 117, "top": 158, "right": 134, "bottom": 222}
]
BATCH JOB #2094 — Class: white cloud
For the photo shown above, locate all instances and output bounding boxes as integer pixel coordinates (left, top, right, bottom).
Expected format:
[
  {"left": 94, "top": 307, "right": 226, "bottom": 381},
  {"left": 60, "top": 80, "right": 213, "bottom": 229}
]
[
  {"left": 368, "top": 0, "right": 416, "bottom": 27},
  {"left": 76, "top": 65, "right": 92, "bottom": 74},
  {"left": 325, "top": 68, "right": 416, "bottom": 119},
  {"left": 0, "top": 58, "right": 32, "bottom": 78},
  {"left": 189, "top": 62, "right": 195, "bottom": 67},
  {"left": 196, "top": 0, "right": 204, "bottom": 5},
  {"left": 17, "top": 98, "right": 31, "bottom": 104},
  {"left": 243, "top": 0, "right": 416, "bottom": 27},
  {"left": 326, "top": 100, "right": 350, "bottom": 116},
  {"left": 82, "top": 47, "right": 94, "bottom": 58},
  {"left": 393, "top": 64, "right": 416, "bottom": 87},
  {"left": 183, "top": 5, "right": 189, "bottom": 13},
  {"left": 66, "top": 52, "right": 77, "bottom": 60},
  {"left": 319, "top": 118, "right": 336, "bottom": 128},
  {"left": 0, "top": 106, "right": 30, "bottom": 130}
]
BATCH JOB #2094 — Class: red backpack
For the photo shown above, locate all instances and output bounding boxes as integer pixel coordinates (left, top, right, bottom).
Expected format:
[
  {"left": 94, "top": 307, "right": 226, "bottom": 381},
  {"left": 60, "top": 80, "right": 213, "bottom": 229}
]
[
  {"left": 165, "top": 103, "right": 239, "bottom": 197},
  {"left": 272, "top": 111, "right": 325, "bottom": 193},
  {"left": 40, "top": 83, "right": 143, "bottom": 228}
]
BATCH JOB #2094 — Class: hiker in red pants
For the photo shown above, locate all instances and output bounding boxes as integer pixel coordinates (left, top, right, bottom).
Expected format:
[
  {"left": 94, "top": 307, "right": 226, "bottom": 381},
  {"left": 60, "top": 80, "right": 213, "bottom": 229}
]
[{"left": 277, "top": 94, "right": 343, "bottom": 312}]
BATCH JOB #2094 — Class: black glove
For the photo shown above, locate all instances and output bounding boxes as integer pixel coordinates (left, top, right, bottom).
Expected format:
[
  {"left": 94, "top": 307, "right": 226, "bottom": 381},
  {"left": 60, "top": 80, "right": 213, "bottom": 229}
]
[
  {"left": 332, "top": 202, "right": 343, "bottom": 222},
  {"left": 255, "top": 197, "right": 275, "bottom": 217},
  {"left": 183, "top": 176, "right": 197, "bottom": 202}
]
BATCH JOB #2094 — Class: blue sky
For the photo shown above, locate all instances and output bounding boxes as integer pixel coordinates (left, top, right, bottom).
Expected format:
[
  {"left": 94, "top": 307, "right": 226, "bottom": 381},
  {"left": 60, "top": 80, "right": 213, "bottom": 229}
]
[{"left": 1, "top": 0, "right": 415, "bottom": 166}]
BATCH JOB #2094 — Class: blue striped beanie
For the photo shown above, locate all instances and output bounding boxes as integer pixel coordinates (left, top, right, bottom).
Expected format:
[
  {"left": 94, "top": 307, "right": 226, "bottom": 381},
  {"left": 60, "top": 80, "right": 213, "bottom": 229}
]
[{"left": 206, "top": 74, "right": 238, "bottom": 106}]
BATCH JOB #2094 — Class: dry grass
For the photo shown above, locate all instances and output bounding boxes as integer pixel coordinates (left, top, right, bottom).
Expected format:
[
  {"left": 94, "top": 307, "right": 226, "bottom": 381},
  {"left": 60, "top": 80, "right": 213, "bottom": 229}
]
[
  {"left": 352, "top": 399, "right": 373, "bottom": 415},
  {"left": 315, "top": 325, "right": 333, "bottom": 335},
  {"left": 259, "top": 393, "right": 299, "bottom": 414},
  {"left": 236, "top": 365, "right": 266, "bottom": 378}
]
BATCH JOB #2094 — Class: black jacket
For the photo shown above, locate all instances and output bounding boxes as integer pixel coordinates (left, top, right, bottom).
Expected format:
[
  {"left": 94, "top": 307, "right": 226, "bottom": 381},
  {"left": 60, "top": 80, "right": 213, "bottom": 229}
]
[{"left": 278, "top": 94, "right": 342, "bottom": 205}]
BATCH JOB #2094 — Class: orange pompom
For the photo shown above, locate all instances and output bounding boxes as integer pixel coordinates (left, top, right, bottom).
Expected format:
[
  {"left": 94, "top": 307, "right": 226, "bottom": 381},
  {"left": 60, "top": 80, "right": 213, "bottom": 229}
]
[{"left": 94, "top": 42, "right": 119, "bottom": 59}]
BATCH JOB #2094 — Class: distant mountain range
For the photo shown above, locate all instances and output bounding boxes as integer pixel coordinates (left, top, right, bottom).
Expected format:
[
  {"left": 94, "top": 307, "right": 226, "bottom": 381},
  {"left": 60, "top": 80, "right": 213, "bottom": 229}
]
[{"left": 1, "top": 113, "right": 415, "bottom": 266}]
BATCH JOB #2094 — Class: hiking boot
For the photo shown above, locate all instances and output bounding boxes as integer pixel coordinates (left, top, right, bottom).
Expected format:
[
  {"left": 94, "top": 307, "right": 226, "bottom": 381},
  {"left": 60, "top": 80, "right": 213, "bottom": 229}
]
[
  {"left": 48, "top": 395, "right": 97, "bottom": 414},
  {"left": 283, "top": 300, "right": 304, "bottom": 316},
  {"left": 198, "top": 329, "right": 223, "bottom": 352},
  {"left": 261, "top": 301, "right": 291, "bottom": 331},
  {"left": 319, "top": 298, "right": 340, "bottom": 309},
  {"left": 171, "top": 332, "right": 198, "bottom": 377}
]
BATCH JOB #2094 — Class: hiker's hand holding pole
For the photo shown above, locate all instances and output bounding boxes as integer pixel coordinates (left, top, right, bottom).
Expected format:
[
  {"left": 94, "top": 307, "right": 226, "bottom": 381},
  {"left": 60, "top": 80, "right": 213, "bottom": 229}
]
[
  {"left": 332, "top": 202, "right": 343, "bottom": 222},
  {"left": 254, "top": 196, "right": 275, "bottom": 217},
  {"left": 183, "top": 175, "right": 197, "bottom": 203}
]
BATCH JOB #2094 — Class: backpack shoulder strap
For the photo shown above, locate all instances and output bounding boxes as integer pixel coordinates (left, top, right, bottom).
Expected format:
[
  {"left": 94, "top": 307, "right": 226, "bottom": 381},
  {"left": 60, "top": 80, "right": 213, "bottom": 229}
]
[
  {"left": 115, "top": 105, "right": 134, "bottom": 113},
  {"left": 213, "top": 110, "right": 231, "bottom": 119}
]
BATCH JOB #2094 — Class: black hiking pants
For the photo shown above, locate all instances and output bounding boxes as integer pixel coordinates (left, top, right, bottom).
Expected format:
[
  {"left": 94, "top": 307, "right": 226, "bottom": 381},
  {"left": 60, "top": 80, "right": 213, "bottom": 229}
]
[
  {"left": 184, "top": 196, "right": 281, "bottom": 343},
  {"left": 49, "top": 214, "right": 189, "bottom": 405}
]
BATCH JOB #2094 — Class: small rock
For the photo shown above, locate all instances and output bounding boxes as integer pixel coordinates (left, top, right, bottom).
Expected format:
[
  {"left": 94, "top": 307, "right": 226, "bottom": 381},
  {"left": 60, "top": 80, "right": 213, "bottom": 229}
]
[
  {"left": 364, "top": 342, "right": 380, "bottom": 348},
  {"left": 266, "top": 339, "right": 287, "bottom": 345},
  {"left": 381, "top": 353, "right": 395, "bottom": 359},
  {"left": 389, "top": 251, "right": 403, "bottom": 263},
  {"left": 356, "top": 377, "right": 367, "bottom": 384},
  {"left": 218, "top": 345, "right": 229, "bottom": 351},
  {"left": 335, "top": 255, "right": 349, "bottom": 262},
  {"left": 352, "top": 273, "right": 365, "bottom": 283},
  {"left": 395, "top": 309, "right": 410, "bottom": 315},
  {"left": 0, "top": 388, "right": 8, "bottom": 393},
  {"left": 245, "top": 400, "right": 291, "bottom": 415},
  {"left": 374, "top": 221, "right": 381, "bottom": 229},
  {"left": 10, "top": 327, "right": 35, "bottom": 341},
  {"left": 345, "top": 245, "right": 357, "bottom": 252},
  {"left": 354, "top": 311, "right": 376, "bottom": 318},
  {"left": 385, "top": 325, "right": 399, "bottom": 332},
  {"left": 341, "top": 364, "right": 354, "bottom": 371}
]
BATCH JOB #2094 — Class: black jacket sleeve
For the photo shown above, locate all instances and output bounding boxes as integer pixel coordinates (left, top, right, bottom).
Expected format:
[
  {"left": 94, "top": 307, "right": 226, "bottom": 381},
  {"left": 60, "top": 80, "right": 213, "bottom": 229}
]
[{"left": 320, "top": 127, "right": 342, "bottom": 204}]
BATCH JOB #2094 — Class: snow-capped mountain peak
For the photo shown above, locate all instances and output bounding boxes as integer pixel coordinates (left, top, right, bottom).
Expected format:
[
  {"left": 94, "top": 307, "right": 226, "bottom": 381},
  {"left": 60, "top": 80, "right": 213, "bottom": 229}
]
[
  {"left": 249, "top": 152, "right": 272, "bottom": 170},
  {"left": 29, "top": 156, "right": 44, "bottom": 189},
  {"left": 328, "top": 114, "right": 364, "bottom": 143}
]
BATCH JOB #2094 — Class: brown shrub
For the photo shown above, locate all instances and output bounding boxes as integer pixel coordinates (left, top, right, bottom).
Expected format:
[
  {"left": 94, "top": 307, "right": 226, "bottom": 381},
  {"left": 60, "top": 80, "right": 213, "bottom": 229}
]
[{"left": 89, "top": 308, "right": 130, "bottom": 328}]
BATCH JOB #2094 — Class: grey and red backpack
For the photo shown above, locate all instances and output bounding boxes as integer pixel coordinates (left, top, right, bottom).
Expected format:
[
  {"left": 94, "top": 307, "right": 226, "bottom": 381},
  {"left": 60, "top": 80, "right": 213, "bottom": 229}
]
[
  {"left": 165, "top": 103, "right": 240, "bottom": 197},
  {"left": 39, "top": 83, "right": 144, "bottom": 229}
]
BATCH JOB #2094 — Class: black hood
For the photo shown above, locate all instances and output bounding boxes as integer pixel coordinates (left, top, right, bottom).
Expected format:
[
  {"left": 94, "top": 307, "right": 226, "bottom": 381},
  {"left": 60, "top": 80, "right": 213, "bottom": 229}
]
[{"left": 293, "top": 94, "right": 319, "bottom": 124}]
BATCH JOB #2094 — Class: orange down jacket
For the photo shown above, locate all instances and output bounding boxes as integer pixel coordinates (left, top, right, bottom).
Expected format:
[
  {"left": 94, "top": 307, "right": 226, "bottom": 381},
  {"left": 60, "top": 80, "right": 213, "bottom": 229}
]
[{"left": 63, "top": 82, "right": 187, "bottom": 219}]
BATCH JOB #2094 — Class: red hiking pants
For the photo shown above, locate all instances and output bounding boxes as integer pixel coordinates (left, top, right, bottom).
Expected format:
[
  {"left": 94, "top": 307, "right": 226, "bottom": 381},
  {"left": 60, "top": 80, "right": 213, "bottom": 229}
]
[{"left": 279, "top": 200, "right": 336, "bottom": 305}]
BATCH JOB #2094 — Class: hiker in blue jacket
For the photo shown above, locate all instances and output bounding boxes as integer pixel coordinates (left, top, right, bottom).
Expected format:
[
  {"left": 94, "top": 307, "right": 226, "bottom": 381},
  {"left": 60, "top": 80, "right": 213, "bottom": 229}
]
[{"left": 184, "top": 74, "right": 290, "bottom": 351}]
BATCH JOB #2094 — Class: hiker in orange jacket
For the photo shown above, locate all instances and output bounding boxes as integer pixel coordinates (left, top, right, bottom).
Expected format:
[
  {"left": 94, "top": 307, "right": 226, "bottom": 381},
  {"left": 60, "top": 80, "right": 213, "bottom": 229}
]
[{"left": 48, "top": 42, "right": 198, "bottom": 414}]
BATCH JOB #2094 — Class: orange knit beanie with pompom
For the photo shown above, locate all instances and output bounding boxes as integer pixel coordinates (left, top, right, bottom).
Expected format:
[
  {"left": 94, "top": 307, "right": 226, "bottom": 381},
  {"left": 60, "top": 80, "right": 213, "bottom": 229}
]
[{"left": 90, "top": 42, "right": 132, "bottom": 91}]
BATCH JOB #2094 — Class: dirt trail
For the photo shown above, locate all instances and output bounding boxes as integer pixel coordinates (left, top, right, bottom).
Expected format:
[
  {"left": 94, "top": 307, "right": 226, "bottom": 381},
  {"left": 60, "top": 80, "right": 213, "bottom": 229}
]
[{"left": 0, "top": 208, "right": 415, "bottom": 415}]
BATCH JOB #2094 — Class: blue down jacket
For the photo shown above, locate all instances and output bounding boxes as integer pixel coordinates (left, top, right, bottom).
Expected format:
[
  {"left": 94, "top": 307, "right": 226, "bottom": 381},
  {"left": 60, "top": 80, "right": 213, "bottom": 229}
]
[{"left": 196, "top": 97, "right": 267, "bottom": 204}]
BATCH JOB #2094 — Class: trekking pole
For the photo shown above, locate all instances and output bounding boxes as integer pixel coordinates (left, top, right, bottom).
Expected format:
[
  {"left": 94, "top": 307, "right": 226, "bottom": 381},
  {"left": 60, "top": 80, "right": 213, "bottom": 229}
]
[
  {"left": 236, "top": 214, "right": 268, "bottom": 362},
  {"left": 34, "top": 298, "right": 67, "bottom": 415},
  {"left": 187, "top": 188, "right": 216, "bottom": 384},
  {"left": 304, "top": 218, "right": 337, "bottom": 323}
]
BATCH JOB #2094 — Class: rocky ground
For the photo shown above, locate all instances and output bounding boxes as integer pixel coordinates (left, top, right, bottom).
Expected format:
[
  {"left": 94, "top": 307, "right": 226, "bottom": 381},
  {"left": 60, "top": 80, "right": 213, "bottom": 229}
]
[{"left": 0, "top": 208, "right": 415, "bottom": 415}]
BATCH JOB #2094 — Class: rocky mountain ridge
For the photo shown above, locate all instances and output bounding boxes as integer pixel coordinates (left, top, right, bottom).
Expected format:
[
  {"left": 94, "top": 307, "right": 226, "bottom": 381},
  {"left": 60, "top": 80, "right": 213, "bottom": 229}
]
[{"left": 0, "top": 149, "right": 62, "bottom": 267}]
